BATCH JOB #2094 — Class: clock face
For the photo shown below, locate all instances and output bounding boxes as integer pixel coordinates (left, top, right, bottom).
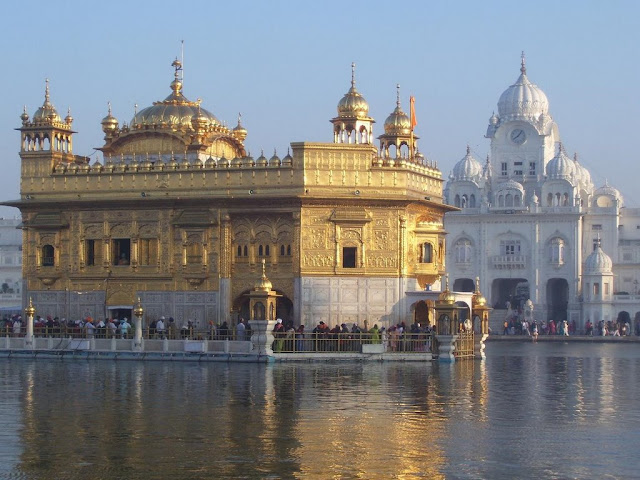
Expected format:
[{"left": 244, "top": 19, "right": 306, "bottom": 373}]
[{"left": 510, "top": 128, "right": 526, "bottom": 145}]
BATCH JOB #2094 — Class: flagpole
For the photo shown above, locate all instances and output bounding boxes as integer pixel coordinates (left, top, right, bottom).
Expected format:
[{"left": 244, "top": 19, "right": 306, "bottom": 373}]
[{"left": 409, "top": 96, "right": 416, "bottom": 161}]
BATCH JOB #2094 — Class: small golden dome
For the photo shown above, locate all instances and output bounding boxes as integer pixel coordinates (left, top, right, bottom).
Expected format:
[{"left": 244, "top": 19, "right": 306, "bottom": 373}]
[
  {"left": 205, "top": 156, "right": 216, "bottom": 168},
  {"left": 384, "top": 86, "right": 411, "bottom": 134},
  {"left": 101, "top": 103, "right": 119, "bottom": 133},
  {"left": 254, "top": 260, "right": 273, "bottom": 292},
  {"left": 90, "top": 159, "right": 103, "bottom": 173},
  {"left": 233, "top": 114, "right": 248, "bottom": 141},
  {"left": 33, "top": 79, "right": 61, "bottom": 124},
  {"left": 439, "top": 289, "right": 455, "bottom": 305},
  {"left": 438, "top": 275, "right": 455, "bottom": 304},
  {"left": 269, "top": 150, "right": 281, "bottom": 166},
  {"left": 282, "top": 149, "right": 293, "bottom": 166},
  {"left": 191, "top": 105, "right": 209, "bottom": 130},
  {"left": 140, "top": 154, "right": 153, "bottom": 171},
  {"left": 20, "top": 106, "right": 29, "bottom": 124},
  {"left": 166, "top": 155, "right": 179, "bottom": 170},
  {"left": 256, "top": 150, "right": 268, "bottom": 167},
  {"left": 472, "top": 277, "right": 487, "bottom": 308},
  {"left": 65, "top": 107, "right": 73, "bottom": 125},
  {"left": 337, "top": 63, "right": 369, "bottom": 117},
  {"left": 179, "top": 155, "right": 191, "bottom": 169}
]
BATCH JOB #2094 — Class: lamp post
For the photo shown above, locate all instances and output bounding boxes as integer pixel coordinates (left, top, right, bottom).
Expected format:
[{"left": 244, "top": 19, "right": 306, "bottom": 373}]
[
  {"left": 24, "top": 297, "right": 35, "bottom": 349},
  {"left": 133, "top": 297, "right": 144, "bottom": 351}
]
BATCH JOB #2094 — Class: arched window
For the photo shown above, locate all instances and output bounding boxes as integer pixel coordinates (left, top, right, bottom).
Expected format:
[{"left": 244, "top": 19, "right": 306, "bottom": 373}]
[
  {"left": 237, "top": 245, "right": 242, "bottom": 257},
  {"left": 454, "top": 194, "right": 461, "bottom": 207},
  {"left": 549, "top": 238, "right": 565, "bottom": 265},
  {"left": 505, "top": 193, "right": 513, "bottom": 207},
  {"left": 258, "top": 245, "right": 264, "bottom": 256},
  {"left": 547, "top": 193, "right": 553, "bottom": 206},
  {"left": 243, "top": 245, "right": 248, "bottom": 256},
  {"left": 421, "top": 243, "right": 433, "bottom": 263},
  {"left": 42, "top": 245, "right": 55, "bottom": 266},
  {"left": 469, "top": 194, "right": 476, "bottom": 208},
  {"left": 455, "top": 239, "right": 471, "bottom": 264},
  {"left": 461, "top": 195, "right": 468, "bottom": 208},
  {"left": 280, "top": 245, "right": 285, "bottom": 256},
  {"left": 287, "top": 245, "right": 291, "bottom": 256},
  {"left": 265, "top": 245, "right": 270, "bottom": 256}
]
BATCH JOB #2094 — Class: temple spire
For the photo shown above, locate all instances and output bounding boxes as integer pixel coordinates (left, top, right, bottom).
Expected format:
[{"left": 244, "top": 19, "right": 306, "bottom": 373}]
[{"left": 520, "top": 51, "right": 526, "bottom": 75}]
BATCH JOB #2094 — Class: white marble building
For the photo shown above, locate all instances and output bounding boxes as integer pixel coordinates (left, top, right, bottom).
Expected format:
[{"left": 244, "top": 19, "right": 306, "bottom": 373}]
[
  {"left": 444, "top": 55, "right": 640, "bottom": 333},
  {"left": 0, "top": 218, "right": 23, "bottom": 314}
]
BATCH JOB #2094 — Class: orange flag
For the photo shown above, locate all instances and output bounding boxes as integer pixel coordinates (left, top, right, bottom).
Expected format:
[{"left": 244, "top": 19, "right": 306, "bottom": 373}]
[{"left": 410, "top": 96, "right": 417, "bottom": 130}]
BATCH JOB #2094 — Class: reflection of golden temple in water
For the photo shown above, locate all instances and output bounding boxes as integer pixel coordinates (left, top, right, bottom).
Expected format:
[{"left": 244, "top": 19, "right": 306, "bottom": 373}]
[
  {"left": 8, "top": 61, "right": 455, "bottom": 330},
  {"left": 13, "top": 361, "right": 493, "bottom": 478}
]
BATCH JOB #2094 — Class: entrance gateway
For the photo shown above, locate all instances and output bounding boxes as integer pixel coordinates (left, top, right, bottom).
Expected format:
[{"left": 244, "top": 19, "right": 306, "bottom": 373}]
[{"left": 107, "top": 305, "right": 133, "bottom": 321}]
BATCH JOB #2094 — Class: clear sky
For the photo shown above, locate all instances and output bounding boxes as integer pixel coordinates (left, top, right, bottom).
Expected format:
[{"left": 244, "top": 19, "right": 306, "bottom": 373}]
[{"left": 1, "top": 0, "right": 638, "bottom": 217}]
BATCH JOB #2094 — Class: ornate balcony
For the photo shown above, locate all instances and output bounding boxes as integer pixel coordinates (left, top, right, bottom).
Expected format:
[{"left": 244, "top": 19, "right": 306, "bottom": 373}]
[{"left": 490, "top": 255, "right": 527, "bottom": 269}]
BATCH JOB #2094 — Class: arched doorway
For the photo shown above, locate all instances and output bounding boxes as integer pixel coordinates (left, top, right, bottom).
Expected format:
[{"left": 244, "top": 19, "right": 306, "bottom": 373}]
[
  {"left": 491, "top": 278, "right": 528, "bottom": 309},
  {"left": 453, "top": 278, "right": 474, "bottom": 292},
  {"left": 413, "top": 300, "right": 430, "bottom": 327},
  {"left": 232, "top": 290, "right": 294, "bottom": 325},
  {"left": 546, "top": 278, "right": 569, "bottom": 321}
]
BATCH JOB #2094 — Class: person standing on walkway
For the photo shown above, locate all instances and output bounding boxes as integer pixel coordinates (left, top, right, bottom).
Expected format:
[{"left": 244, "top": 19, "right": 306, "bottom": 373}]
[
  {"left": 119, "top": 317, "right": 131, "bottom": 339},
  {"left": 156, "top": 316, "right": 166, "bottom": 339},
  {"left": 236, "top": 318, "right": 246, "bottom": 341}
]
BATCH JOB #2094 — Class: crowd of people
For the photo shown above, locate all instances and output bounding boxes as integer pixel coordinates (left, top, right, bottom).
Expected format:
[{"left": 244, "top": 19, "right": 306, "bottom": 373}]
[
  {"left": 502, "top": 316, "right": 638, "bottom": 337},
  {"left": 270, "top": 319, "right": 434, "bottom": 353}
]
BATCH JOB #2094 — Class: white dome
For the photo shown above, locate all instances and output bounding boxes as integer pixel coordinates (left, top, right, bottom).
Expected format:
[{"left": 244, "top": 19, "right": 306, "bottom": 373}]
[
  {"left": 452, "top": 146, "right": 483, "bottom": 181},
  {"left": 584, "top": 243, "right": 612, "bottom": 274},
  {"left": 495, "top": 178, "right": 524, "bottom": 194},
  {"left": 595, "top": 181, "right": 621, "bottom": 199},
  {"left": 546, "top": 145, "right": 576, "bottom": 179},
  {"left": 572, "top": 154, "right": 593, "bottom": 190},
  {"left": 497, "top": 61, "right": 549, "bottom": 122}
]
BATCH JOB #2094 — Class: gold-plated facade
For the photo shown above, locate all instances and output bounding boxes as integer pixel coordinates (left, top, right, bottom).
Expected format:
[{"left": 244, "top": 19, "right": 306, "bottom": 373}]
[{"left": 9, "top": 62, "right": 455, "bottom": 329}]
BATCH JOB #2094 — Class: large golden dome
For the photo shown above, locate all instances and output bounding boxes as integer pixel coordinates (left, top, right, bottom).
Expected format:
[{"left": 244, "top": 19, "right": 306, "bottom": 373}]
[{"left": 130, "top": 64, "right": 219, "bottom": 129}]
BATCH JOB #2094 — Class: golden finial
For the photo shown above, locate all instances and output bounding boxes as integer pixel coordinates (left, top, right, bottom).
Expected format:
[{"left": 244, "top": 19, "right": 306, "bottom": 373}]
[
  {"left": 107, "top": 101, "right": 112, "bottom": 115},
  {"left": 520, "top": 51, "right": 526, "bottom": 75},
  {"left": 25, "top": 297, "right": 35, "bottom": 316},
  {"left": 396, "top": 83, "right": 401, "bottom": 107},
  {"left": 134, "top": 103, "right": 138, "bottom": 115},
  {"left": 44, "top": 78, "right": 50, "bottom": 103},
  {"left": 133, "top": 297, "right": 144, "bottom": 317},
  {"left": 171, "top": 57, "right": 182, "bottom": 78},
  {"left": 467, "top": 145, "right": 471, "bottom": 155},
  {"left": 351, "top": 62, "right": 356, "bottom": 88}
]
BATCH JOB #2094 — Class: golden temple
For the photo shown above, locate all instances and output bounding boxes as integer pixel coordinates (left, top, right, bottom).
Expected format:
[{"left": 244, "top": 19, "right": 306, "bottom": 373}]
[{"left": 7, "top": 61, "right": 454, "bottom": 329}]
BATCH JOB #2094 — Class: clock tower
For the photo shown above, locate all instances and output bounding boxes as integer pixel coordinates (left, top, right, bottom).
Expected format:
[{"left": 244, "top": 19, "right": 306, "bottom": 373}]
[{"left": 484, "top": 53, "right": 559, "bottom": 205}]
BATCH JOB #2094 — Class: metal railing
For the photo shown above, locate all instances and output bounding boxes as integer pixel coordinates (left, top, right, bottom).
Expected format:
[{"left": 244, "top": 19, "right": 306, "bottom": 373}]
[
  {"left": 454, "top": 332, "right": 474, "bottom": 358},
  {"left": 273, "top": 332, "right": 433, "bottom": 354},
  {"left": 0, "top": 325, "right": 252, "bottom": 341}
]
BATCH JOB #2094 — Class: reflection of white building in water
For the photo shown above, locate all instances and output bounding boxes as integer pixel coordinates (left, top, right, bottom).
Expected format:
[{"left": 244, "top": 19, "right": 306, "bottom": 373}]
[
  {"left": 0, "top": 218, "right": 23, "bottom": 313},
  {"left": 444, "top": 55, "right": 640, "bottom": 332}
]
